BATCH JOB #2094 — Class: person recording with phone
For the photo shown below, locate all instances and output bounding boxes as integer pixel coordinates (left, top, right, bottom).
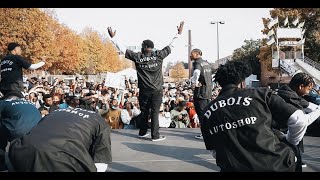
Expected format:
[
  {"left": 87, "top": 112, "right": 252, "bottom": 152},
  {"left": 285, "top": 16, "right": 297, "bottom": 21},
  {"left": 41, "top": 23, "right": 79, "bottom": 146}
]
[{"left": 170, "top": 100, "right": 190, "bottom": 128}]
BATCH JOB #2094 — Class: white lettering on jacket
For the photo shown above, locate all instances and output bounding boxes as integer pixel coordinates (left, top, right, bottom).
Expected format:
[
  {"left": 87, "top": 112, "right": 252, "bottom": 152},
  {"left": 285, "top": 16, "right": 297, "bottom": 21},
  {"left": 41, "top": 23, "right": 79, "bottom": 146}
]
[{"left": 204, "top": 96, "right": 253, "bottom": 119}]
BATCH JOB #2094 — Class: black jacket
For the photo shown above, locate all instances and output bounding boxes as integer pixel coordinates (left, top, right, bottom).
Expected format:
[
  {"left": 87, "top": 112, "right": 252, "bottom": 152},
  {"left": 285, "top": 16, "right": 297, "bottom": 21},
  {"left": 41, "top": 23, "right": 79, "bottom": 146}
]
[
  {"left": 9, "top": 108, "right": 112, "bottom": 172},
  {"left": 201, "top": 84, "right": 299, "bottom": 172},
  {"left": 277, "top": 85, "right": 309, "bottom": 109},
  {"left": 272, "top": 85, "right": 309, "bottom": 130},
  {"left": 125, "top": 47, "right": 171, "bottom": 91},
  {"left": 193, "top": 58, "right": 213, "bottom": 99}
]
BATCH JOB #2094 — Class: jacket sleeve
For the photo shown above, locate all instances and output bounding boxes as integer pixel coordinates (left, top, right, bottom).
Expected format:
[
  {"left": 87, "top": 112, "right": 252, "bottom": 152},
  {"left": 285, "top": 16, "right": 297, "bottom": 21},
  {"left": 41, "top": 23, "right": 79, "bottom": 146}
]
[{"left": 91, "top": 124, "right": 112, "bottom": 164}]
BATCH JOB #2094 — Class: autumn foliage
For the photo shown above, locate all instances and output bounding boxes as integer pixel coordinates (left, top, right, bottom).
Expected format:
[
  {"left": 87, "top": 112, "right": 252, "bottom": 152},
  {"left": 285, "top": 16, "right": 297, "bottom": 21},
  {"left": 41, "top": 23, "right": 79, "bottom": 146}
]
[
  {"left": 259, "top": 8, "right": 320, "bottom": 70},
  {"left": 0, "top": 8, "right": 126, "bottom": 75},
  {"left": 170, "top": 62, "right": 188, "bottom": 81}
]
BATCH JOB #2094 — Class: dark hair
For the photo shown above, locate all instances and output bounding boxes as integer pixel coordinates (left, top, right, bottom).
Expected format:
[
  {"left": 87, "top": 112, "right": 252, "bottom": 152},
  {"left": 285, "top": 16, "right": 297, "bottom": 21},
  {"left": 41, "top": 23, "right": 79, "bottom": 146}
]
[
  {"left": 191, "top": 48, "right": 202, "bottom": 56},
  {"left": 142, "top": 40, "right": 154, "bottom": 49},
  {"left": 289, "top": 72, "right": 315, "bottom": 90},
  {"left": 43, "top": 94, "right": 52, "bottom": 100},
  {"left": 124, "top": 100, "right": 133, "bottom": 109},
  {"left": 178, "top": 100, "right": 187, "bottom": 108},
  {"left": 7, "top": 42, "right": 20, "bottom": 52},
  {"left": 215, "top": 60, "right": 252, "bottom": 87},
  {"left": 2, "top": 90, "right": 23, "bottom": 99}
]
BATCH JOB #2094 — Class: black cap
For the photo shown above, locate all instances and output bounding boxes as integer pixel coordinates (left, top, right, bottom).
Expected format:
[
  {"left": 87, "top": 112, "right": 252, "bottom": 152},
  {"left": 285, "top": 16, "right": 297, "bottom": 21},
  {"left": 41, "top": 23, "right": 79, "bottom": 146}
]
[
  {"left": 142, "top": 40, "right": 154, "bottom": 49},
  {"left": 7, "top": 42, "right": 20, "bottom": 51}
]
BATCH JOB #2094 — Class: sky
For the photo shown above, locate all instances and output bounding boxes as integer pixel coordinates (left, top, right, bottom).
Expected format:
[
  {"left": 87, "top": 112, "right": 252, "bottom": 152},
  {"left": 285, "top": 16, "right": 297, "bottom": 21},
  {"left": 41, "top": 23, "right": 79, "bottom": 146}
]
[{"left": 54, "top": 8, "right": 271, "bottom": 66}]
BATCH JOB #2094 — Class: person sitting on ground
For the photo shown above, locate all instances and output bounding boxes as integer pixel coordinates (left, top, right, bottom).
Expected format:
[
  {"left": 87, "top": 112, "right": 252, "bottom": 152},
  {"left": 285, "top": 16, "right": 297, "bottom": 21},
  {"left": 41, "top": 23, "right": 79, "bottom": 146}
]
[
  {"left": 105, "top": 99, "right": 123, "bottom": 129},
  {"left": 170, "top": 100, "right": 190, "bottom": 128},
  {"left": 121, "top": 100, "right": 141, "bottom": 129},
  {"left": 159, "top": 103, "right": 171, "bottom": 128}
]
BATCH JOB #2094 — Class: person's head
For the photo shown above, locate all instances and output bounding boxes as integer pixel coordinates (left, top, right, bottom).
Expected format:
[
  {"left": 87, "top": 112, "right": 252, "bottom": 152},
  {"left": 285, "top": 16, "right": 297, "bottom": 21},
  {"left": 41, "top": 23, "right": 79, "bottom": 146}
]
[
  {"left": 141, "top": 39, "right": 154, "bottom": 54},
  {"left": 89, "top": 98, "right": 97, "bottom": 108},
  {"left": 97, "top": 84, "right": 103, "bottom": 91},
  {"left": 52, "top": 94, "right": 61, "bottom": 105},
  {"left": 7, "top": 42, "right": 22, "bottom": 55},
  {"left": 186, "top": 101, "right": 194, "bottom": 111},
  {"left": 43, "top": 94, "right": 53, "bottom": 106},
  {"left": 110, "top": 99, "right": 118, "bottom": 110},
  {"left": 177, "top": 100, "right": 187, "bottom": 111},
  {"left": 66, "top": 96, "right": 79, "bottom": 108},
  {"left": 215, "top": 60, "right": 252, "bottom": 88},
  {"left": 190, "top": 48, "right": 202, "bottom": 61},
  {"left": 289, "top": 72, "right": 315, "bottom": 97},
  {"left": 29, "top": 92, "right": 38, "bottom": 102},
  {"left": 124, "top": 100, "right": 133, "bottom": 110},
  {"left": 2, "top": 90, "right": 24, "bottom": 100}
]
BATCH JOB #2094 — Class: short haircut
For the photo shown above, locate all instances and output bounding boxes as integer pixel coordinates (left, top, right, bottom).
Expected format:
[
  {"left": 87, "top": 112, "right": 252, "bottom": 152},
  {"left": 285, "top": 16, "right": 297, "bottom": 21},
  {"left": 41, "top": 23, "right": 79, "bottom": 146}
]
[
  {"left": 43, "top": 94, "right": 52, "bottom": 100},
  {"left": 178, "top": 100, "right": 187, "bottom": 108},
  {"left": 3, "top": 90, "right": 23, "bottom": 99},
  {"left": 142, "top": 40, "right": 154, "bottom": 49},
  {"left": 289, "top": 72, "right": 315, "bottom": 90},
  {"left": 191, "top": 48, "right": 202, "bottom": 56},
  {"left": 7, "top": 42, "right": 20, "bottom": 51},
  {"left": 215, "top": 60, "right": 252, "bottom": 87}
]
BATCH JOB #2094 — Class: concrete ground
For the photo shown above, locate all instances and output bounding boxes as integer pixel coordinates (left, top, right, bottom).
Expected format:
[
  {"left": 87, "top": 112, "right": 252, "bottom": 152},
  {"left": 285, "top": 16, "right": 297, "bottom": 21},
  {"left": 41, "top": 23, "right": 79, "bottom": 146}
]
[{"left": 108, "top": 128, "right": 320, "bottom": 172}]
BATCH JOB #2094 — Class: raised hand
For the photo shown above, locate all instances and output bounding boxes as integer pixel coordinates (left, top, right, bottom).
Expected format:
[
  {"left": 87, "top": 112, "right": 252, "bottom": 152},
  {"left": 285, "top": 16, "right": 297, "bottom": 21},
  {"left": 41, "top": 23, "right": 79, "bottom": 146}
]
[
  {"left": 107, "top": 27, "right": 116, "bottom": 38},
  {"left": 177, "top": 21, "right": 184, "bottom": 35},
  {"left": 41, "top": 56, "right": 46, "bottom": 62}
]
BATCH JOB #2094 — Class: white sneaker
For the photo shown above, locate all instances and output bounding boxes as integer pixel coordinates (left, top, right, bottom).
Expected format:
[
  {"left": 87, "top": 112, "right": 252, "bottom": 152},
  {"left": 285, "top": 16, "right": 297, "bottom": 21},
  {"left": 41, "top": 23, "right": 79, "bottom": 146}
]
[
  {"left": 195, "top": 134, "right": 203, "bottom": 140},
  {"left": 151, "top": 136, "right": 166, "bottom": 142},
  {"left": 302, "top": 163, "right": 307, "bottom": 168},
  {"left": 138, "top": 133, "right": 149, "bottom": 138}
]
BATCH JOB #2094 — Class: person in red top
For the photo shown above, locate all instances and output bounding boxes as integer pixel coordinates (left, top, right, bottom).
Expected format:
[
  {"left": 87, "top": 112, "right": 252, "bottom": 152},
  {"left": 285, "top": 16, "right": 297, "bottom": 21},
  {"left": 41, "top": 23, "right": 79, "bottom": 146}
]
[{"left": 186, "top": 102, "right": 199, "bottom": 128}]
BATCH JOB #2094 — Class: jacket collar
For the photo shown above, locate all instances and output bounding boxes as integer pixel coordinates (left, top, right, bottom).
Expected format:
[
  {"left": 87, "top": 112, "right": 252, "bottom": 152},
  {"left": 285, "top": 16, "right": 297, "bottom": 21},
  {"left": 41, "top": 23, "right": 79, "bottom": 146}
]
[{"left": 219, "top": 84, "right": 240, "bottom": 97}]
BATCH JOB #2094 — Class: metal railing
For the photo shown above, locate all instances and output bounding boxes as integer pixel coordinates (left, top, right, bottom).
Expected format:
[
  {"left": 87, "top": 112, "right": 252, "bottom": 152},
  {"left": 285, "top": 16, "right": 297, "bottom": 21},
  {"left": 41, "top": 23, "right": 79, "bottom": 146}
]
[
  {"left": 280, "top": 60, "right": 299, "bottom": 76},
  {"left": 302, "top": 56, "right": 320, "bottom": 71}
]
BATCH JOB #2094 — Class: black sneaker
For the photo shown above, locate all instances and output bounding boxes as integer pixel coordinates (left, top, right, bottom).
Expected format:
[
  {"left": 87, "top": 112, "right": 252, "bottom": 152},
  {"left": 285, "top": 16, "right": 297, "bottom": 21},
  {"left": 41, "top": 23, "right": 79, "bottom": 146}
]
[{"left": 151, "top": 136, "right": 166, "bottom": 142}]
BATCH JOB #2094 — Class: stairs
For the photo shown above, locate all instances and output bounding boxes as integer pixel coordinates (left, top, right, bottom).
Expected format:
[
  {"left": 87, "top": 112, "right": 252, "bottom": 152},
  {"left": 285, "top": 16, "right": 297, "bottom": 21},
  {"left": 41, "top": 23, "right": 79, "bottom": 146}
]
[{"left": 280, "top": 57, "right": 320, "bottom": 86}]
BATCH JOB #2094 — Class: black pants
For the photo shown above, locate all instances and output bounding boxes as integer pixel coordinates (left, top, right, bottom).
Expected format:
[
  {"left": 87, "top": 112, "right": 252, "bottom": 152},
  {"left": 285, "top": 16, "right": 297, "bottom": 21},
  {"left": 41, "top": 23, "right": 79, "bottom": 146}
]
[
  {"left": 0, "top": 125, "right": 8, "bottom": 171},
  {"left": 193, "top": 98, "right": 210, "bottom": 125},
  {"left": 0, "top": 81, "right": 24, "bottom": 98},
  {"left": 138, "top": 89, "right": 162, "bottom": 139}
]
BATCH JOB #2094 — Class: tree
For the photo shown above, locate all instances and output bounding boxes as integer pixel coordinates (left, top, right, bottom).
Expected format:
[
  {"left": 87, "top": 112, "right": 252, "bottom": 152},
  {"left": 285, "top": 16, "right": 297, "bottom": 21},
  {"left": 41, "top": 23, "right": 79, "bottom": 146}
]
[
  {"left": 170, "top": 62, "right": 188, "bottom": 81},
  {"left": 260, "top": 8, "right": 320, "bottom": 68},
  {"left": 0, "top": 8, "right": 55, "bottom": 63},
  {"left": 0, "top": 8, "right": 125, "bottom": 75},
  {"left": 232, "top": 39, "right": 261, "bottom": 80},
  {"left": 35, "top": 15, "right": 88, "bottom": 75}
]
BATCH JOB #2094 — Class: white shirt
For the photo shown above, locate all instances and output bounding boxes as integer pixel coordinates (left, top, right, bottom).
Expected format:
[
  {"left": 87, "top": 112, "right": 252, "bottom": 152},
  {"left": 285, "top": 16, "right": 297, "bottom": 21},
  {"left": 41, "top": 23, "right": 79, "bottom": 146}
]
[{"left": 121, "top": 106, "right": 141, "bottom": 124}]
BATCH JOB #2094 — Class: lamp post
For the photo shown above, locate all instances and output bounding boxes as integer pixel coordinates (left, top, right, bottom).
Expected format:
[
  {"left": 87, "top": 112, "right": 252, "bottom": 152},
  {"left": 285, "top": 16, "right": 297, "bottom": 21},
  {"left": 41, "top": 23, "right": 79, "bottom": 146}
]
[{"left": 210, "top": 21, "right": 225, "bottom": 64}]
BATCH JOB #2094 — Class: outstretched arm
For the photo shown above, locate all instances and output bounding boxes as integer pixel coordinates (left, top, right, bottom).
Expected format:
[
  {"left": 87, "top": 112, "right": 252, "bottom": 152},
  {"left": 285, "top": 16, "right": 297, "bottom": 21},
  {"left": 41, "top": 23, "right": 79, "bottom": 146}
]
[
  {"left": 168, "top": 21, "right": 184, "bottom": 50},
  {"left": 107, "top": 27, "right": 127, "bottom": 54},
  {"left": 28, "top": 56, "right": 46, "bottom": 70}
]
